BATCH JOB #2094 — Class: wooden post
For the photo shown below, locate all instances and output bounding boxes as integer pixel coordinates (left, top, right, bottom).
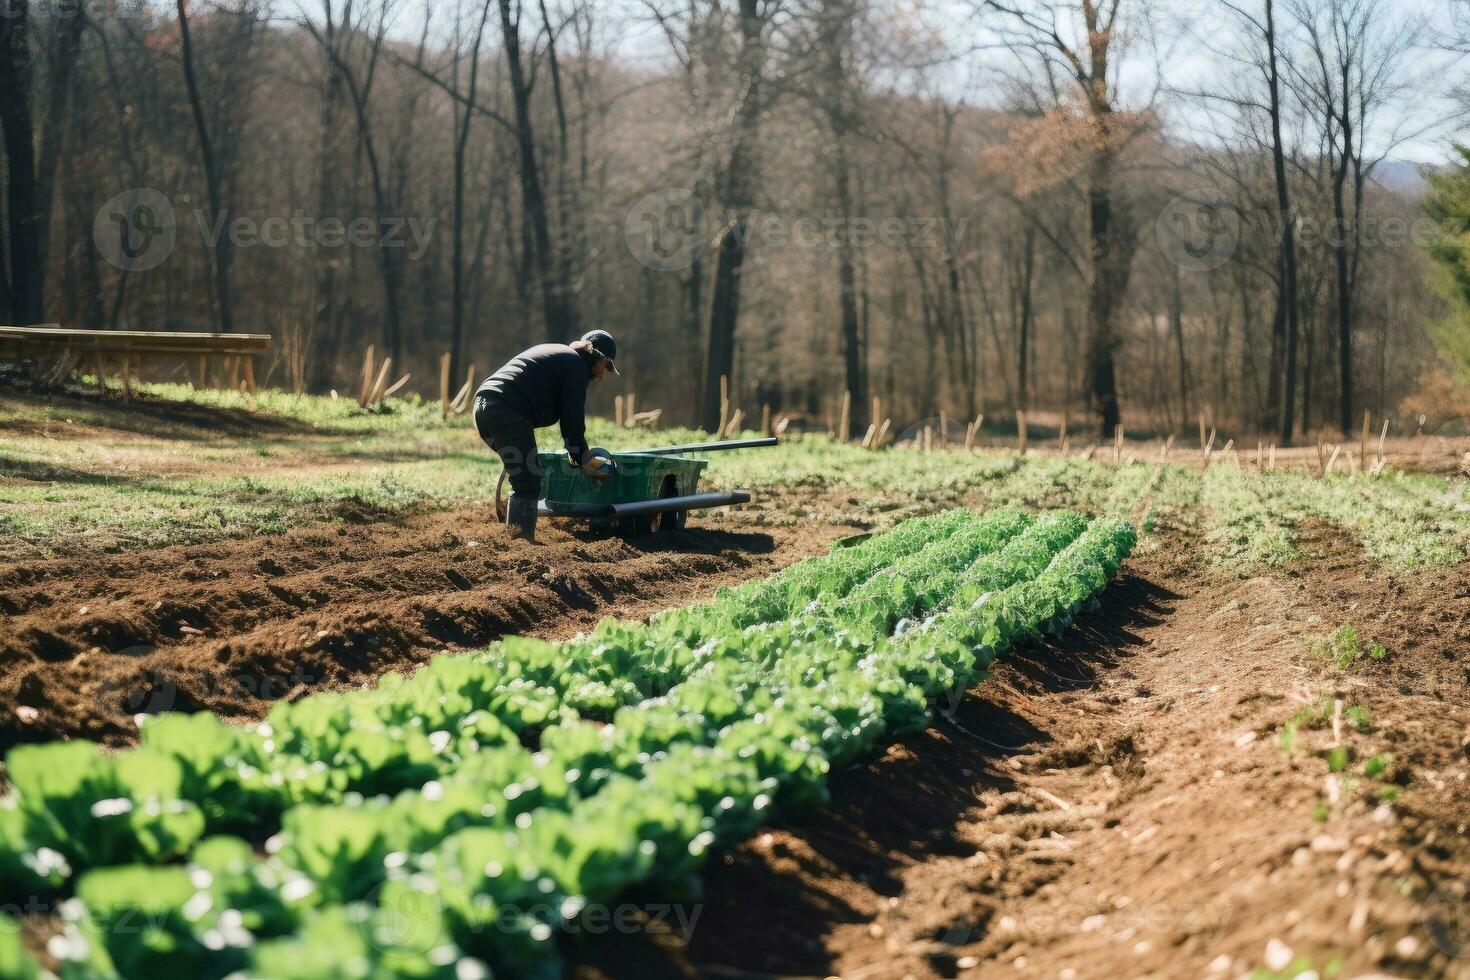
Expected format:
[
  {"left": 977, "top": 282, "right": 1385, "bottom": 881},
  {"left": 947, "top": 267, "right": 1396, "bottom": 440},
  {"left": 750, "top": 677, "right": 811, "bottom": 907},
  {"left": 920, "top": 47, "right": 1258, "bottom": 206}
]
[
  {"left": 1113, "top": 424, "right": 1124, "bottom": 465},
  {"left": 457, "top": 364, "right": 475, "bottom": 413},
  {"left": 1162, "top": 434, "right": 1175, "bottom": 461},
  {"left": 95, "top": 354, "right": 109, "bottom": 395},
  {"left": 876, "top": 418, "right": 891, "bottom": 448},
  {"left": 1325, "top": 444, "right": 1341, "bottom": 476},
  {"left": 971, "top": 412, "right": 984, "bottom": 451},
  {"left": 718, "top": 375, "right": 729, "bottom": 438},
  {"left": 368, "top": 356, "right": 393, "bottom": 407},
  {"left": 1202, "top": 428, "right": 1217, "bottom": 467},
  {"left": 1059, "top": 415, "right": 1069, "bottom": 454},
  {"left": 861, "top": 422, "right": 876, "bottom": 448},
  {"left": 1360, "top": 409, "right": 1370, "bottom": 466},
  {"left": 923, "top": 426, "right": 932, "bottom": 453},
  {"left": 1017, "top": 409, "right": 1028, "bottom": 456},
  {"left": 440, "top": 353, "right": 452, "bottom": 419},
  {"left": 1269, "top": 443, "right": 1277, "bottom": 469},
  {"left": 358, "top": 346, "right": 376, "bottom": 406},
  {"left": 197, "top": 355, "right": 207, "bottom": 389},
  {"left": 761, "top": 403, "right": 771, "bottom": 436},
  {"left": 1198, "top": 413, "right": 1206, "bottom": 451},
  {"left": 625, "top": 392, "right": 636, "bottom": 427},
  {"left": 964, "top": 422, "right": 975, "bottom": 451},
  {"left": 244, "top": 356, "right": 257, "bottom": 394},
  {"left": 938, "top": 410, "right": 948, "bottom": 449},
  {"left": 615, "top": 395, "right": 625, "bottom": 428},
  {"left": 871, "top": 395, "right": 881, "bottom": 434},
  {"left": 1256, "top": 440, "right": 1264, "bottom": 469},
  {"left": 227, "top": 356, "right": 240, "bottom": 390},
  {"left": 1376, "top": 418, "right": 1389, "bottom": 472},
  {"left": 838, "top": 390, "right": 851, "bottom": 444},
  {"left": 380, "top": 374, "right": 409, "bottom": 400}
]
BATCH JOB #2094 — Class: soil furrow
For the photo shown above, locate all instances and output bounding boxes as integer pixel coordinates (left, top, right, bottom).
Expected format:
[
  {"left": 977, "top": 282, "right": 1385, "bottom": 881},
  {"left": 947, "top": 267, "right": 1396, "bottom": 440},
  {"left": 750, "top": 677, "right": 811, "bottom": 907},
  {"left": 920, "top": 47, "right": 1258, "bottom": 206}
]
[{"left": 1, "top": 509, "right": 844, "bottom": 749}]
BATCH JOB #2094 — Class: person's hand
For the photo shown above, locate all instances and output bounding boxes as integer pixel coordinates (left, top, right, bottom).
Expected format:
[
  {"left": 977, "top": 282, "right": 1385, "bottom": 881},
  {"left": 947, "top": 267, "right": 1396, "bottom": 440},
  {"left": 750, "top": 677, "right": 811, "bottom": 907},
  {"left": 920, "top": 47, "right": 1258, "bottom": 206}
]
[{"left": 580, "top": 455, "right": 612, "bottom": 480}]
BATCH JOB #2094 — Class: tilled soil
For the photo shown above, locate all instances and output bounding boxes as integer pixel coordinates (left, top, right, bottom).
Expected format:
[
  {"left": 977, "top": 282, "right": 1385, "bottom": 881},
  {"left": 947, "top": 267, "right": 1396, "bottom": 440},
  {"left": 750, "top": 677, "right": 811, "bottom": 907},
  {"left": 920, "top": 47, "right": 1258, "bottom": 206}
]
[
  {"left": 0, "top": 510, "right": 844, "bottom": 748},
  {"left": 573, "top": 527, "right": 1470, "bottom": 980}
]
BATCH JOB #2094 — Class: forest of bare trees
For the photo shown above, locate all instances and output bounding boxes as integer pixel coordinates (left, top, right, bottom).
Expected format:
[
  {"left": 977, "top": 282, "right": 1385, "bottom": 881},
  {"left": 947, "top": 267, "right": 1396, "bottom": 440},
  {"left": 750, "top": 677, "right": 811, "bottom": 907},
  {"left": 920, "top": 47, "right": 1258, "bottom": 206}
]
[{"left": 1, "top": 0, "right": 1468, "bottom": 440}]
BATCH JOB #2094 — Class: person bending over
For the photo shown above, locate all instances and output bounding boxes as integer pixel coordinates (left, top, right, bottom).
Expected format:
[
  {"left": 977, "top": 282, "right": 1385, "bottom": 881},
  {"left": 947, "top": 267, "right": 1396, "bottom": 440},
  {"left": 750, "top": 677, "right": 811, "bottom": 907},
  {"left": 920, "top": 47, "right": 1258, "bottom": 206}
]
[{"left": 473, "top": 330, "right": 618, "bottom": 542}]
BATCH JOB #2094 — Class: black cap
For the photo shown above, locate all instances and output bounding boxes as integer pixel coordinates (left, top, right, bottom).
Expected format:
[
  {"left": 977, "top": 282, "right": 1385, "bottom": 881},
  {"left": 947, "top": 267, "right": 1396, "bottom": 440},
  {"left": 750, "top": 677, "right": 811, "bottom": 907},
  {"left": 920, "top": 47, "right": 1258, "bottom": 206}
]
[{"left": 581, "top": 330, "right": 619, "bottom": 374}]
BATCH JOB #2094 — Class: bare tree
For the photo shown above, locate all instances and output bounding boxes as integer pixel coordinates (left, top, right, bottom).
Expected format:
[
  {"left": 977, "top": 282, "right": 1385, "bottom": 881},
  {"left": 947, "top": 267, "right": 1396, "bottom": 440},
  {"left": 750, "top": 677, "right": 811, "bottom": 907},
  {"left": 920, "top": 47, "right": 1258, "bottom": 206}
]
[
  {"left": 0, "top": 1, "right": 40, "bottom": 323},
  {"left": 177, "top": 0, "right": 236, "bottom": 332},
  {"left": 979, "top": 0, "right": 1152, "bottom": 436},
  {"left": 450, "top": 0, "right": 495, "bottom": 382},
  {"left": 498, "top": 0, "right": 579, "bottom": 341},
  {"left": 702, "top": 0, "right": 776, "bottom": 432},
  {"left": 303, "top": 0, "right": 406, "bottom": 361},
  {"left": 1287, "top": 0, "right": 1423, "bottom": 435}
]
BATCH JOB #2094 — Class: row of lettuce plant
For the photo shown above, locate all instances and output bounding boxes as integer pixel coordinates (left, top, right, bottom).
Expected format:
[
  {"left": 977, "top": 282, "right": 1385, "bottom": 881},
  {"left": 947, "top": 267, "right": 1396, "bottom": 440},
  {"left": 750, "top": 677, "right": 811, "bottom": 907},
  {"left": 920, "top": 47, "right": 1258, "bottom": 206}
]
[
  {"left": 0, "top": 511, "right": 973, "bottom": 890},
  {"left": 2, "top": 509, "right": 1135, "bottom": 978}
]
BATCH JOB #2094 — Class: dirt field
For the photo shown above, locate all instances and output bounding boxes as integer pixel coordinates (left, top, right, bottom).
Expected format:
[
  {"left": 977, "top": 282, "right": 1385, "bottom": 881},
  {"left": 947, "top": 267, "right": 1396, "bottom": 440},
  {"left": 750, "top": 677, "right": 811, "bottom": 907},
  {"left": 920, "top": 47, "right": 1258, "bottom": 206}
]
[
  {"left": 6, "top": 385, "right": 1470, "bottom": 977},
  {"left": 0, "top": 512, "right": 845, "bottom": 749},
  {"left": 572, "top": 525, "right": 1470, "bottom": 979}
]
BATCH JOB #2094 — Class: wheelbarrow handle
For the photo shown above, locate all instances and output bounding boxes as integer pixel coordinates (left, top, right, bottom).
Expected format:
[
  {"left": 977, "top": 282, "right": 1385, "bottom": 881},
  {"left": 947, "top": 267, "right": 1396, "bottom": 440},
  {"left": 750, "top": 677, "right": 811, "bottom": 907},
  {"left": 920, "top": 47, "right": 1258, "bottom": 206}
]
[{"left": 629, "top": 437, "right": 778, "bottom": 456}]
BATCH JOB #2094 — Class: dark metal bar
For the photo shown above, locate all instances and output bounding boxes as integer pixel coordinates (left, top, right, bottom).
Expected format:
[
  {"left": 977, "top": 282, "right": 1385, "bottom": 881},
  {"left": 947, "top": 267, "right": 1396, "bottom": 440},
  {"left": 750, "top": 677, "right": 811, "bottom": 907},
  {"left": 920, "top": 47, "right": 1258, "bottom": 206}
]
[
  {"left": 610, "top": 491, "right": 751, "bottom": 517},
  {"left": 627, "top": 437, "right": 778, "bottom": 456},
  {"left": 538, "top": 490, "right": 751, "bottom": 519}
]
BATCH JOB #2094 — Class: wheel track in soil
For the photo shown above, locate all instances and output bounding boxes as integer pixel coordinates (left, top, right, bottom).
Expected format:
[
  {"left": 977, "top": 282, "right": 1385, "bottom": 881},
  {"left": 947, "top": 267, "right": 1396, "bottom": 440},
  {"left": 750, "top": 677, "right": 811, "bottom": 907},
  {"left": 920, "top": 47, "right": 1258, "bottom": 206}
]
[{"left": 0, "top": 508, "right": 845, "bottom": 750}]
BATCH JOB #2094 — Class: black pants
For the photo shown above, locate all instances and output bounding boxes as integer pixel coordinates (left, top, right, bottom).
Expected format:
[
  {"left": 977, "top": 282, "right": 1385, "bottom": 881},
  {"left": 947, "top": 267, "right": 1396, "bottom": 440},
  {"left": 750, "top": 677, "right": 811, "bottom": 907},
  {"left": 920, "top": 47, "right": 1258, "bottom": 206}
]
[{"left": 474, "top": 395, "right": 543, "bottom": 498}]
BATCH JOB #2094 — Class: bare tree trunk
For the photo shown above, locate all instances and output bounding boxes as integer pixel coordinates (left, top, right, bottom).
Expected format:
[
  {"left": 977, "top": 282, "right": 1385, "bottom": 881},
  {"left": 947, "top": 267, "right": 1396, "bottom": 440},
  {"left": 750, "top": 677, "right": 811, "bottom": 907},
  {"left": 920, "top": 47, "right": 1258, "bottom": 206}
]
[
  {"left": 701, "top": 0, "right": 765, "bottom": 433},
  {"left": 499, "top": 0, "right": 578, "bottom": 341},
  {"left": 177, "top": 0, "right": 235, "bottom": 332},
  {"left": 1332, "top": 78, "right": 1354, "bottom": 435},
  {"left": 1086, "top": 144, "right": 1130, "bottom": 437},
  {"left": 1169, "top": 261, "right": 1189, "bottom": 428},
  {"left": 451, "top": 0, "right": 493, "bottom": 384},
  {"left": 33, "top": 1, "right": 86, "bottom": 317},
  {"left": 823, "top": 0, "right": 867, "bottom": 437},
  {"left": 311, "top": 13, "right": 346, "bottom": 390},
  {"left": 1265, "top": 0, "right": 1300, "bottom": 444},
  {"left": 0, "top": 0, "right": 41, "bottom": 323}
]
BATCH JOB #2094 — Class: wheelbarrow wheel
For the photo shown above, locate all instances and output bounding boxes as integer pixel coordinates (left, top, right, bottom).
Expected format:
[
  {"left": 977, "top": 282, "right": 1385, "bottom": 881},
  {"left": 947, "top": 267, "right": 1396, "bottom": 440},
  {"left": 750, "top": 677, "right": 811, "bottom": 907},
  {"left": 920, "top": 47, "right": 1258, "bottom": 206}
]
[{"left": 626, "top": 478, "right": 686, "bottom": 536}]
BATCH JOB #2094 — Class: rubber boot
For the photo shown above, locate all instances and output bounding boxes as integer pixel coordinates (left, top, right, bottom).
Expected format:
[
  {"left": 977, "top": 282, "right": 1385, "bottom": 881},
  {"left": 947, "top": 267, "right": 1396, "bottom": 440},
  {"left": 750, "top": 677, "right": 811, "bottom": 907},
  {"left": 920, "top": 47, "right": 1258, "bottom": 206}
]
[{"left": 506, "top": 495, "right": 537, "bottom": 543}]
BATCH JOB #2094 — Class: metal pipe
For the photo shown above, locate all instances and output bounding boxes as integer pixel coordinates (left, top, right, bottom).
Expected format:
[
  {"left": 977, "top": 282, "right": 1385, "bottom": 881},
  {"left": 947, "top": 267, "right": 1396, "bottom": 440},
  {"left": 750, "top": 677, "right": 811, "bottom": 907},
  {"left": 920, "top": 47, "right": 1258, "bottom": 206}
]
[
  {"left": 628, "top": 437, "right": 778, "bottom": 456},
  {"left": 610, "top": 491, "right": 751, "bottom": 517},
  {"left": 538, "top": 490, "right": 752, "bottom": 519}
]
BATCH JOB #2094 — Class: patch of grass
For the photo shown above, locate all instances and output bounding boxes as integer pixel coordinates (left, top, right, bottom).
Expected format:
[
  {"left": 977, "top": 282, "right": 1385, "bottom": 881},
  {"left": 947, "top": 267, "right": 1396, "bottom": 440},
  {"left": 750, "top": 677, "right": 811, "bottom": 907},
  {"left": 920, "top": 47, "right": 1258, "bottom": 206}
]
[
  {"left": 6, "top": 384, "right": 1470, "bottom": 566},
  {"left": 1250, "top": 954, "right": 1345, "bottom": 979},
  {"left": 1302, "top": 625, "right": 1388, "bottom": 671}
]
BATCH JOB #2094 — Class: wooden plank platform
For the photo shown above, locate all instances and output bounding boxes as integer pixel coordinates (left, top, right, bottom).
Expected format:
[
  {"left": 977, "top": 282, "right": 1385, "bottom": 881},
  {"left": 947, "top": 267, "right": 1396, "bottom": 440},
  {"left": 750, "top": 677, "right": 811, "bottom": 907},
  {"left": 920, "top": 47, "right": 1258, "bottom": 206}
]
[
  {"left": 0, "top": 325, "right": 271, "bottom": 356},
  {"left": 0, "top": 325, "right": 273, "bottom": 396}
]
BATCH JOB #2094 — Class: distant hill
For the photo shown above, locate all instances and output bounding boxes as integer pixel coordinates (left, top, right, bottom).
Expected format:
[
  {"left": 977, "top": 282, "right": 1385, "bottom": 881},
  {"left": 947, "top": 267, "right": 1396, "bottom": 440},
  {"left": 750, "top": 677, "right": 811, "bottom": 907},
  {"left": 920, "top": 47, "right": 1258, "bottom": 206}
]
[{"left": 1375, "top": 159, "right": 1433, "bottom": 196}]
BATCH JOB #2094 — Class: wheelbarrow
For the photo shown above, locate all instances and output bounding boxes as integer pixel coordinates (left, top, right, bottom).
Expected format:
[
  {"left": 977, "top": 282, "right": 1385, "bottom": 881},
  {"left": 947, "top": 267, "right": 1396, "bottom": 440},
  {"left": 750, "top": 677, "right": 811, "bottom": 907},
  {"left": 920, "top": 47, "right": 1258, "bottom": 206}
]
[{"left": 493, "top": 436, "right": 777, "bottom": 534}]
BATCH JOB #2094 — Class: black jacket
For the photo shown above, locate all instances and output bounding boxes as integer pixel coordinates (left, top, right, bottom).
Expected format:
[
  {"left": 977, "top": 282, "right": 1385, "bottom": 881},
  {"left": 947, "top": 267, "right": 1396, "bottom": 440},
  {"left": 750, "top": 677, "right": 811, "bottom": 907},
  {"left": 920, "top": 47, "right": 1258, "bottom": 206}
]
[{"left": 476, "top": 343, "right": 592, "bottom": 462}]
